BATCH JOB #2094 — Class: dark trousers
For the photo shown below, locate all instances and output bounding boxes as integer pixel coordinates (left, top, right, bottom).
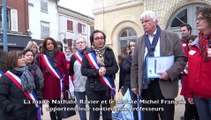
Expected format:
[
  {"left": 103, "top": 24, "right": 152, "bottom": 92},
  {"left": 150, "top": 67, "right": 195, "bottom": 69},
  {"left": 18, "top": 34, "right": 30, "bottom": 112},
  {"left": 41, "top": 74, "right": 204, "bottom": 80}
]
[
  {"left": 86, "top": 90, "right": 112, "bottom": 120},
  {"left": 193, "top": 95, "right": 211, "bottom": 120},
  {"left": 75, "top": 92, "right": 87, "bottom": 120},
  {"left": 184, "top": 98, "right": 199, "bottom": 120},
  {"left": 49, "top": 99, "right": 62, "bottom": 120},
  {"left": 142, "top": 80, "right": 175, "bottom": 120}
]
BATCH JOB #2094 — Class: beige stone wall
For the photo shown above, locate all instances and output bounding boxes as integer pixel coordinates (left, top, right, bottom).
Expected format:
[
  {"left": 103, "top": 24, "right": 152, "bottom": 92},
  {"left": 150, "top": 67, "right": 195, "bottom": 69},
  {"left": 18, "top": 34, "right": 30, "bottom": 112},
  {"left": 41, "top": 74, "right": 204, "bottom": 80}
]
[
  {"left": 93, "top": 0, "right": 144, "bottom": 56},
  {"left": 93, "top": 0, "right": 211, "bottom": 56},
  {"left": 144, "top": 0, "right": 211, "bottom": 29}
]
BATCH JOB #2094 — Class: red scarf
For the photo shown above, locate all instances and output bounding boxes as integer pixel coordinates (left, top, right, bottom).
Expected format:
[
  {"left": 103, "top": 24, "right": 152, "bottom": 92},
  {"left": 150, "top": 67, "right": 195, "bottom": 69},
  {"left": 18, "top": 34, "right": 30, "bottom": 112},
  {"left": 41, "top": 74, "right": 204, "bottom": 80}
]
[{"left": 198, "top": 32, "right": 211, "bottom": 61}]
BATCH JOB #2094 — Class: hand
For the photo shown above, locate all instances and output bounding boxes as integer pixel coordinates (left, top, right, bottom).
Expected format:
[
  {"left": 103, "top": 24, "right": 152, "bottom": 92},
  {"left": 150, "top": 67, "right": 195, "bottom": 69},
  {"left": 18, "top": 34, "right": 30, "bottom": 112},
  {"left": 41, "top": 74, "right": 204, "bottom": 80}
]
[
  {"left": 131, "top": 87, "right": 138, "bottom": 94},
  {"left": 120, "top": 86, "right": 124, "bottom": 94},
  {"left": 187, "top": 98, "right": 194, "bottom": 104},
  {"left": 99, "top": 66, "right": 106, "bottom": 76},
  {"left": 66, "top": 85, "right": 69, "bottom": 90},
  {"left": 157, "top": 72, "right": 169, "bottom": 80},
  {"left": 207, "top": 48, "right": 211, "bottom": 58}
]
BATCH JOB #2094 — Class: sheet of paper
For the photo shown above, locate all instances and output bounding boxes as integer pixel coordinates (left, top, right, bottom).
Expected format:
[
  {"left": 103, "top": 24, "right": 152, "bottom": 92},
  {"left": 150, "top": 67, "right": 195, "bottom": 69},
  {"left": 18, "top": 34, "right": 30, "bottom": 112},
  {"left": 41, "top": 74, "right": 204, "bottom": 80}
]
[{"left": 146, "top": 56, "right": 174, "bottom": 78}]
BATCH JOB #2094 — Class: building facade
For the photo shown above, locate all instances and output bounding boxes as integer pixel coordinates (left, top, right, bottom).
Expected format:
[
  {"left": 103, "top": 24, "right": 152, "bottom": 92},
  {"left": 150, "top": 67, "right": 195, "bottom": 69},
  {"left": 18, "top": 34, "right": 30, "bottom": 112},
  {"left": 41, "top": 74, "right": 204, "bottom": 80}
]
[
  {"left": 58, "top": 6, "right": 94, "bottom": 50},
  {"left": 28, "top": 0, "right": 59, "bottom": 44},
  {"left": 93, "top": 0, "right": 211, "bottom": 57},
  {"left": 0, "top": 0, "right": 31, "bottom": 50}
]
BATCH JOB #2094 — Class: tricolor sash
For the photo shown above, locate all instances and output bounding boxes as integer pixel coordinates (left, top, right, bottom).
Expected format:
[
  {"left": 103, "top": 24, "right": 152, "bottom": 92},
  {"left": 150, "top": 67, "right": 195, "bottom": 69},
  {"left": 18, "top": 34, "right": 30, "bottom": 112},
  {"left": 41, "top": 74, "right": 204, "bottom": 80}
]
[
  {"left": 84, "top": 51, "right": 115, "bottom": 98},
  {"left": 73, "top": 51, "right": 83, "bottom": 64},
  {"left": 0, "top": 70, "right": 3, "bottom": 77},
  {"left": 40, "top": 54, "right": 61, "bottom": 80},
  {"left": 40, "top": 54, "right": 64, "bottom": 98},
  {"left": 5, "top": 71, "right": 41, "bottom": 120}
]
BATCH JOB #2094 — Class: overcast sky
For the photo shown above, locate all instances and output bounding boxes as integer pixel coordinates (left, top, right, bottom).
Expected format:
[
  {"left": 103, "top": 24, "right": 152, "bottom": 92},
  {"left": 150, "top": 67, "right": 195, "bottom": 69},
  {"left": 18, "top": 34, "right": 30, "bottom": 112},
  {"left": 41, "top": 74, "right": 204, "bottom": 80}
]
[{"left": 58, "top": 0, "right": 94, "bottom": 17}]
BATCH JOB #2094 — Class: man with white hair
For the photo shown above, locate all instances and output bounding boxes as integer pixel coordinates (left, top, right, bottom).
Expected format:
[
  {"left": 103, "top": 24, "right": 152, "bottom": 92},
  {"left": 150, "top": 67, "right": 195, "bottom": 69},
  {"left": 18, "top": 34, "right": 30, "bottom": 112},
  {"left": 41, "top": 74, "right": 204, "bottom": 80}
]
[
  {"left": 69, "top": 37, "right": 87, "bottom": 120},
  {"left": 131, "top": 11, "right": 187, "bottom": 120}
]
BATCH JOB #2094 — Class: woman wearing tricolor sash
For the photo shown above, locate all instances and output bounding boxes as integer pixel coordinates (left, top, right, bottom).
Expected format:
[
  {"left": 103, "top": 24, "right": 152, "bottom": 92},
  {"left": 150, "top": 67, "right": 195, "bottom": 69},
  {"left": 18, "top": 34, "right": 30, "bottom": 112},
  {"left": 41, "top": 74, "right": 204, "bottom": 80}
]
[
  {"left": 0, "top": 50, "right": 38, "bottom": 120},
  {"left": 38, "top": 37, "right": 69, "bottom": 120},
  {"left": 81, "top": 30, "right": 118, "bottom": 120},
  {"left": 69, "top": 37, "right": 88, "bottom": 120}
]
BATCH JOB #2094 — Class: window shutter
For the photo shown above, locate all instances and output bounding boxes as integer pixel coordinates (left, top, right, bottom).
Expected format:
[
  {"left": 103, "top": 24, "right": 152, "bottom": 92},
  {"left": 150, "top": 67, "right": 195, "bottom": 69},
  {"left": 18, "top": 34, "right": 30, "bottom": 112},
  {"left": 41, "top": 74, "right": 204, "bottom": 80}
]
[
  {"left": 10, "top": 9, "right": 18, "bottom": 31},
  {"left": 67, "top": 20, "right": 73, "bottom": 31},
  {"left": 78, "top": 23, "right": 82, "bottom": 33}
]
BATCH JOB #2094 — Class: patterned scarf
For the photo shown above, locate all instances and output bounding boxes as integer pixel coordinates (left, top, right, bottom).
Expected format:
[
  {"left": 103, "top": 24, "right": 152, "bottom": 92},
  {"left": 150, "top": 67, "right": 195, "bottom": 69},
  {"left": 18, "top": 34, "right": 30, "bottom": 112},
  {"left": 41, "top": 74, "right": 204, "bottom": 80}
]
[
  {"left": 13, "top": 66, "right": 35, "bottom": 92},
  {"left": 44, "top": 50, "right": 57, "bottom": 73},
  {"left": 198, "top": 32, "right": 211, "bottom": 61},
  {"left": 142, "top": 25, "right": 161, "bottom": 89},
  {"left": 93, "top": 46, "right": 106, "bottom": 66}
]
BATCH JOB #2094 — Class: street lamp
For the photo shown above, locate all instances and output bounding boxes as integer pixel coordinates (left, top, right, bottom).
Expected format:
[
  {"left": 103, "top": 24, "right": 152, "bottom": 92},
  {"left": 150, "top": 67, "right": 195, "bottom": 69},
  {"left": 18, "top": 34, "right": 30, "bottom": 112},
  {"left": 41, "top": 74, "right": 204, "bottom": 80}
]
[{"left": 2, "top": 0, "right": 8, "bottom": 51}]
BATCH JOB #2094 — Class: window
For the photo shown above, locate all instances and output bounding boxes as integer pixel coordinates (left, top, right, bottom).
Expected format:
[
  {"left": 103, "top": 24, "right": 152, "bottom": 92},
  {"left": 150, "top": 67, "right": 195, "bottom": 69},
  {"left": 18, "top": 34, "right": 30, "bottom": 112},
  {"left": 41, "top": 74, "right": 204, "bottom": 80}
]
[
  {"left": 82, "top": 24, "right": 86, "bottom": 34},
  {"left": 90, "top": 26, "right": 94, "bottom": 34},
  {"left": 41, "top": 21, "right": 50, "bottom": 39},
  {"left": 40, "top": 0, "right": 48, "bottom": 12},
  {"left": 0, "top": 8, "right": 11, "bottom": 30},
  {"left": 78, "top": 23, "right": 86, "bottom": 34},
  {"left": 67, "top": 20, "right": 73, "bottom": 31},
  {"left": 119, "top": 27, "right": 137, "bottom": 52},
  {"left": 167, "top": 3, "right": 208, "bottom": 36},
  {"left": 171, "top": 9, "right": 187, "bottom": 27}
]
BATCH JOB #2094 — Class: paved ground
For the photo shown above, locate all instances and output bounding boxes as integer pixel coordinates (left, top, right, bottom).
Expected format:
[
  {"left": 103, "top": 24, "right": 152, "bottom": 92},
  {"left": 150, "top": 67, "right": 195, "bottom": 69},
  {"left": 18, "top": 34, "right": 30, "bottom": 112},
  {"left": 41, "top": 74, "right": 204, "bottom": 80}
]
[{"left": 42, "top": 87, "right": 185, "bottom": 120}]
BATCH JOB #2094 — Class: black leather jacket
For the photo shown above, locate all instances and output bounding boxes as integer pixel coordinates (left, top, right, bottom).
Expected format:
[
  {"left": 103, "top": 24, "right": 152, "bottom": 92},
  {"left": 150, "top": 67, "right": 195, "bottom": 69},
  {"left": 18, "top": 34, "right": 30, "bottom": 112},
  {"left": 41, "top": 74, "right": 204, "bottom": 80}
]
[{"left": 122, "top": 53, "right": 132, "bottom": 88}]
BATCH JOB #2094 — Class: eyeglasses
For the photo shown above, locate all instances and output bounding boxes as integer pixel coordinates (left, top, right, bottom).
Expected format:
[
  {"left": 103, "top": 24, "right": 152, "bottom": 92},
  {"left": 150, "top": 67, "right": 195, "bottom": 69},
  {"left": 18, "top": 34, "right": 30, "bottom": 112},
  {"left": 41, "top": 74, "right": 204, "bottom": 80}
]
[
  {"left": 94, "top": 37, "right": 104, "bottom": 40},
  {"left": 196, "top": 16, "right": 206, "bottom": 21},
  {"left": 76, "top": 41, "right": 85, "bottom": 44}
]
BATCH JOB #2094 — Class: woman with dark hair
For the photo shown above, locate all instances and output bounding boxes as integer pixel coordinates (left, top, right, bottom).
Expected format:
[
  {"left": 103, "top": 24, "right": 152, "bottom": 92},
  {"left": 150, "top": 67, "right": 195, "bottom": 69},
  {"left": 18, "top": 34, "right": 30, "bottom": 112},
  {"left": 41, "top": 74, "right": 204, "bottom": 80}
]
[
  {"left": 118, "top": 46, "right": 130, "bottom": 95},
  {"left": 38, "top": 37, "right": 69, "bottom": 120},
  {"left": 122, "top": 40, "right": 138, "bottom": 120},
  {"left": 23, "top": 49, "right": 44, "bottom": 100},
  {"left": 81, "top": 30, "right": 118, "bottom": 120},
  {"left": 0, "top": 50, "right": 39, "bottom": 120}
]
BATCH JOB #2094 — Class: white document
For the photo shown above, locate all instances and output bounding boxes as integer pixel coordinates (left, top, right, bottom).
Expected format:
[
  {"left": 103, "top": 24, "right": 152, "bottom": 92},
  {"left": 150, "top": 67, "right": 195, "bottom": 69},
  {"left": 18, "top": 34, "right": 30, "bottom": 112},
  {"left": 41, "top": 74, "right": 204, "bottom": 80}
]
[{"left": 146, "top": 56, "right": 174, "bottom": 78}]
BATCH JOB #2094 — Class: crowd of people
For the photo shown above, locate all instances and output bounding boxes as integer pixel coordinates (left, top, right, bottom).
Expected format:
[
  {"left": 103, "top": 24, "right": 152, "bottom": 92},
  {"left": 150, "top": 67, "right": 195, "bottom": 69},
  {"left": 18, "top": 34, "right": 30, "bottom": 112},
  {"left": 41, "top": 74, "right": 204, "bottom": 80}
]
[{"left": 0, "top": 6, "right": 211, "bottom": 120}]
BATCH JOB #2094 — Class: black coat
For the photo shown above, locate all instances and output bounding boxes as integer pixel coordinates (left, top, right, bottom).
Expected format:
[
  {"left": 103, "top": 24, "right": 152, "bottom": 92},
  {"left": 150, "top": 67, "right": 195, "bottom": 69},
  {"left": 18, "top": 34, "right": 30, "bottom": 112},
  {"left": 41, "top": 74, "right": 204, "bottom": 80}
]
[
  {"left": 81, "top": 47, "right": 118, "bottom": 91},
  {"left": 118, "top": 61, "right": 126, "bottom": 90},
  {"left": 0, "top": 50, "right": 7, "bottom": 73},
  {"left": 122, "top": 53, "right": 132, "bottom": 88},
  {"left": 0, "top": 69, "right": 37, "bottom": 120}
]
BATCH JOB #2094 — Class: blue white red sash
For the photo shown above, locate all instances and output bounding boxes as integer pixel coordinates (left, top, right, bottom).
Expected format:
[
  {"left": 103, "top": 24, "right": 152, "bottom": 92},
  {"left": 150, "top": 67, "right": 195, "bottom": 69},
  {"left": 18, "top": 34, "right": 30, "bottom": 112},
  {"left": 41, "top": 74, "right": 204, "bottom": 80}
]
[
  {"left": 40, "top": 54, "right": 61, "bottom": 80},
  {"left": 0, "top": 70, "right": 3, "bottom": 77},
  {"left": 74, "top": 51, "right": 83, "bottom": 64},
  {"left": 5, "top": 71, "right": 41, "bottom": 120},
  {"left": 40, "top": 54, "right": 64, "bottom": 98},
  {"left": 84, "top": 51, "right": 115, "bottom": 98}
]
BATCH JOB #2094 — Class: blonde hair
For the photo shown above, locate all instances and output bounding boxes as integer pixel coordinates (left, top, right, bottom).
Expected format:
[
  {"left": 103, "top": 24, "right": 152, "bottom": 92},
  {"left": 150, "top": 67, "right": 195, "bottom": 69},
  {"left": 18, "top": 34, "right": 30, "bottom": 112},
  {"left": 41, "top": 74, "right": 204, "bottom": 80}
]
[{"left": 25, "top": 41, "right": 40, "bottom": 53}]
